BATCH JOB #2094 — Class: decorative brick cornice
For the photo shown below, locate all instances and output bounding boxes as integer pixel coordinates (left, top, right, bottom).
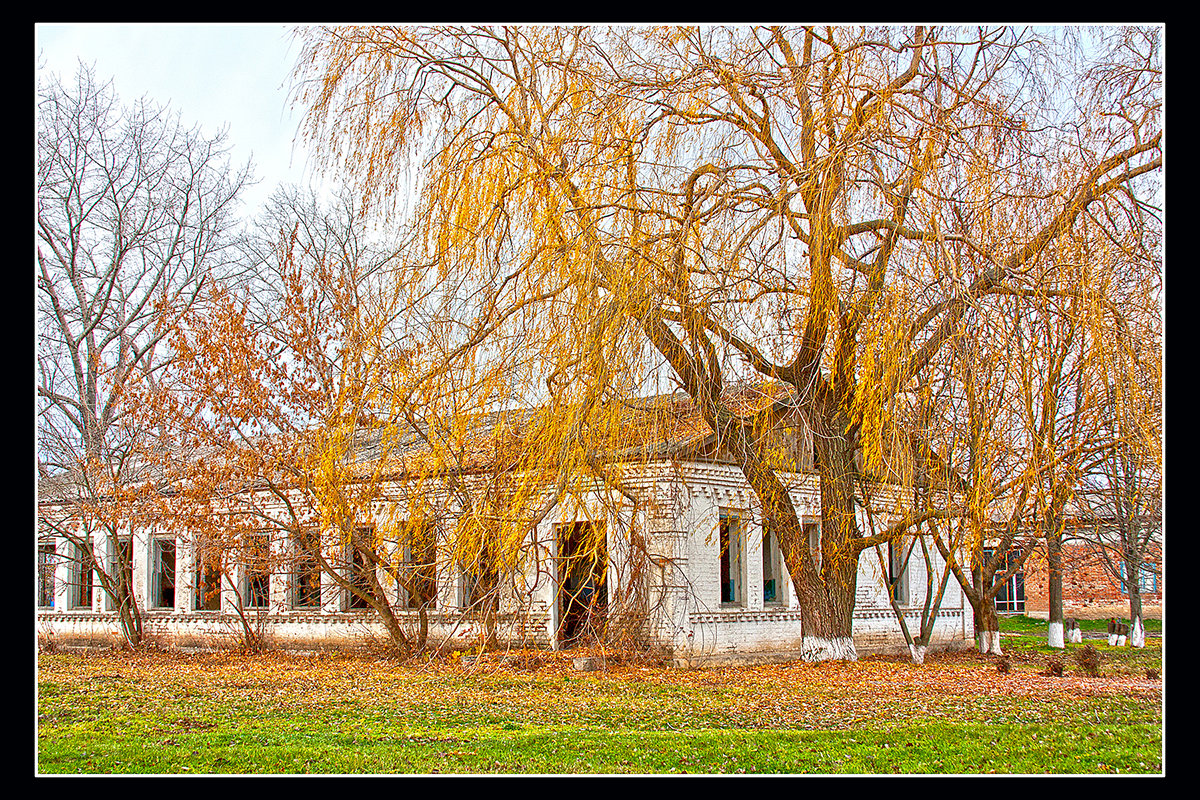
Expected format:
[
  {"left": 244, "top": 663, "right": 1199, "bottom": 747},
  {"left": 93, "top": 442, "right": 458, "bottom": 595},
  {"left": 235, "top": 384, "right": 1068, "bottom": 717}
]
[
  {"left": 38, "top": 609, "right": 552, "bottom": 626},
  {"left": 853, "top": 608, "right": 964, "bottom": 620},
  {"left": 687, "top": 606, "right": 964, "bottom": 625},
  {"left": 689, "top": 609, "right": 804, "bottom": 624}
]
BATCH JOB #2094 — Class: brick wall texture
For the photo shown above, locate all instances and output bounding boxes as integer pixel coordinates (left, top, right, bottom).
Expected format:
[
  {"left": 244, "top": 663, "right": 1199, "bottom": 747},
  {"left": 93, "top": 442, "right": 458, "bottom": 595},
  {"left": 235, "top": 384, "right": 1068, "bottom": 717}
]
[{"left": 1022, "top": 542, "right": 1162, "bottom": 619}]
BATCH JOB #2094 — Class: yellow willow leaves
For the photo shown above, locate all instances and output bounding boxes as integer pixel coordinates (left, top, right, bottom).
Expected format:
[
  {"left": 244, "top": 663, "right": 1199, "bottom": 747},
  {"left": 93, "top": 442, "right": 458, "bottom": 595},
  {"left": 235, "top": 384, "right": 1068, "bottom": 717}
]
[
  {"left": 280, "top": 26, "right": 1161, "bottom": 622},
  {"left": 296, "top": 26, "right": 431, "bottom": 212},
  {"left": 847, "top": 288, "right": 921, "bottom": 489}
]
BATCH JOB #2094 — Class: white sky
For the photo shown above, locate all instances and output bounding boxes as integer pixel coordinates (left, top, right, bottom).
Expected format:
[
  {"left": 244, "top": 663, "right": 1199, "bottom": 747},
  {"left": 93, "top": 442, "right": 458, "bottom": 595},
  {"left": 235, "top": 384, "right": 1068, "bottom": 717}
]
[{"left": 35, "top": 23, "right": 325, "bottom": 219}]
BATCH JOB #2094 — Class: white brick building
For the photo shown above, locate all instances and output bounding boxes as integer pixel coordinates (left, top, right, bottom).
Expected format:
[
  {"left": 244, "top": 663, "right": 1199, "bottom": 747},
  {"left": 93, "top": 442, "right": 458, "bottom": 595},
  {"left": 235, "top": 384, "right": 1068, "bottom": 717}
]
[{"left": 37, "top": 391, "right": 974, "bottom": 663}]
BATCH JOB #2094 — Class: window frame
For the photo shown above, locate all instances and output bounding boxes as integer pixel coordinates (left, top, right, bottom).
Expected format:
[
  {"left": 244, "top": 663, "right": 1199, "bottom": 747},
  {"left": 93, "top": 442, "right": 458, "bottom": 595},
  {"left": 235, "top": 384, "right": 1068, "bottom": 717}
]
[
  {"left": 69, "top": 541, "right": 95, "bottom": 610},
  {"left": 718, "top": 510, "right": 746, "bottom": 607},
  {"left": 150, "top": 537, "right": 177, "bottom": 611},
  {"left": 345, "top": 527, "right": 375, "bottom": 611},
  {"left": 1119, "top": 561, "right": 1159, "bottom": 595},
  {"left": 241, "top": 532, "right": 272, "bottom": 610},
  {"left": 984, "top": 547, "right": 1026, "bottom": 613},
  {"left": 459, "top": 562, "right": 485, "bottom": 610},
  {"left": 458, "top": 548, "right": 499, "bottom": 613},
  {"left": 193, "top": 541, "right": 223, "bottom": 612},
  {"left": 761, "top": 523, "right": 786, "bottom": 607},
  {"left": 291, "top": 529, "right": 323, "bottom": 610},
  {"left": 37, "top": 541, "right": 57, "bottom": 608},
  {"left": 888, "top": 538, "right": 911, "bottom": 607}
]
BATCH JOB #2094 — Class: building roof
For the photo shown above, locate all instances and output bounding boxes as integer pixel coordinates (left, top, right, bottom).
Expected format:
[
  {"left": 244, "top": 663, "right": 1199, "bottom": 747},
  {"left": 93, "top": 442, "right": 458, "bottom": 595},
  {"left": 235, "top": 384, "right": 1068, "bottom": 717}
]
[{"left": 38, "top": 379, "right": 964, "bottom": 503}]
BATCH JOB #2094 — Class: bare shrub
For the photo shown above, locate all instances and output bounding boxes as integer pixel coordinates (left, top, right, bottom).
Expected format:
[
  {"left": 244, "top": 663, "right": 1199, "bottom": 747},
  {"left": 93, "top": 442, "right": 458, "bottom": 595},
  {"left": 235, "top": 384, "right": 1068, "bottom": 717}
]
[
  {"left": 1074, "top": 644, "right": 1102, "bottom": 677},
  {"left": 1043, "top": 656, "right": 1064, "bottom": 677}
]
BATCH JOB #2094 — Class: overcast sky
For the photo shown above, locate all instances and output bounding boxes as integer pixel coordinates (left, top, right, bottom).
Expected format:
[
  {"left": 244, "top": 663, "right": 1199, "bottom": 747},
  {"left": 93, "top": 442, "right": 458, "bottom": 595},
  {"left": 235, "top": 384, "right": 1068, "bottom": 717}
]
[{"left": 35, "top": 23, "right": 323, "bottom": 218}]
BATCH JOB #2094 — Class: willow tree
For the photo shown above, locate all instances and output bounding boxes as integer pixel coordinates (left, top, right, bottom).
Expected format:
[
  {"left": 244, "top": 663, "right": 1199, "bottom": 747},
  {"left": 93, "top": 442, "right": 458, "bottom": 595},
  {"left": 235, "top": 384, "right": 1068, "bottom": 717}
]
[
  {"left": 294, "top": 24, "right": 1162, "bottom": 661},
  {"left": 1067, "top": 27, "right": 1163, "bottom": 648}
]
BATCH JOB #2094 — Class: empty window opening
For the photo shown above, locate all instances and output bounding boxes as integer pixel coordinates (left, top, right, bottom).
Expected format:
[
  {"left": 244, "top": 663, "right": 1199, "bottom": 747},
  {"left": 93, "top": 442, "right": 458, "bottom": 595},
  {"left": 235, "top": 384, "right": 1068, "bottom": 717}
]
[
  {"left": 401, "top": 524, "right": 437, "bottom": 609},
  {"left": 292, "top": 530, "right": 322, "bottom": 609},
  {"left": 151, "top": 539, "right": 176, "bottom": 610}
]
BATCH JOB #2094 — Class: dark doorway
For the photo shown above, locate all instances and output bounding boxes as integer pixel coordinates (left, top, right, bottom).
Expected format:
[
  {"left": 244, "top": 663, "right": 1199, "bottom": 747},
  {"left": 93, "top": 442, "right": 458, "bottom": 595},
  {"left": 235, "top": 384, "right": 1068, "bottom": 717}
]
[{"left": 557, "top": 522, "right": 607, "bottom": 648}]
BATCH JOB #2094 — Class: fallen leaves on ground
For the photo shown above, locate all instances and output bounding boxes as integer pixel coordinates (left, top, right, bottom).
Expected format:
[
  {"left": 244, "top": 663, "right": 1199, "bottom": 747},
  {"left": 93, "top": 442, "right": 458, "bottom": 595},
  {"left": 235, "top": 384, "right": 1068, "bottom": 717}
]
[{"left": 36, "top": 646, "right": 1160, "bottom": 735}]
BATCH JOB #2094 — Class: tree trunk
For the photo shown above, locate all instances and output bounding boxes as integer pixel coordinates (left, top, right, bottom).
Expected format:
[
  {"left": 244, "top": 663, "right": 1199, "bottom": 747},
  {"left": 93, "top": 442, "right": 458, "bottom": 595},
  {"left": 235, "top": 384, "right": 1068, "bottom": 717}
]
[
  {"left": 1046, "top": 529, "right": 1064, "bottom": 649},
  {"left": 89, "top": 534, "right": 144, "bottom": 649},
  {"left": 115, "top": 595, "right": 144, "bottom": 649},
  {"left": 110, "top": 568, "right": 144, "bottom": 649},
  {"left": 793, "top": 555, "right": 859, "bottom": 661},
  {"left": 362, "top": 568, "right": 413, "bottom": 657},
  {"left": 1127, "top": 554, "right": 1146, "bottom": 649},
  {"left": 937, "top": 538, "right": 1000, "bottom": 656},
  {"left": 971, "top": 589, "right": 984, "bottom": 652},
  {"left": 358, "top": 579, "right": 412, "bottom": 657},
  {"left": 977, "top": 600, "right": 1003, "bottom": 655},
  {"left": 794, "top": 428, "right": 861, "bottom": 662},
  {"left": 394, "top": 570, "right": 432, "bottom": 653},
  {"left": 721, "top": 395, "right": 861, "bottom": 662},
  {"left": 416, "top": 603, "right": 430, "bottom": 652},
  {"left": 228, "top": 582, "right": 265, "bottom": 653},
  {"left": 318, "top": 535, "right": 413, "bottom": 658}
]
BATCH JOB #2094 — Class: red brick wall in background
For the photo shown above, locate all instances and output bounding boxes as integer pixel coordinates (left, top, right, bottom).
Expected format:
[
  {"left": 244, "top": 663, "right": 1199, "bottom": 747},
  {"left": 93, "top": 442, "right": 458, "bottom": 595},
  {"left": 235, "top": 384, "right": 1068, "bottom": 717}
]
[{"left": 1022, "top": 542, "right": 1162, "bottom": 619}]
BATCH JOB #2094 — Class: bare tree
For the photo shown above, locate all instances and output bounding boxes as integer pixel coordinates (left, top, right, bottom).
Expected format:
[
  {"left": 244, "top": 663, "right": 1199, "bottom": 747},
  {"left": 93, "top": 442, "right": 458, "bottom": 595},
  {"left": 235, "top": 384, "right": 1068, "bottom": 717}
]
[
  {"left": 1074, "top": 257, "right": 1161, "bottom": 648},
  {"left": 36, "top": 63, "right": 250, "bottom": 647},
  {"left": 149, "top": 187, "right": 457, "bottom": 656}
]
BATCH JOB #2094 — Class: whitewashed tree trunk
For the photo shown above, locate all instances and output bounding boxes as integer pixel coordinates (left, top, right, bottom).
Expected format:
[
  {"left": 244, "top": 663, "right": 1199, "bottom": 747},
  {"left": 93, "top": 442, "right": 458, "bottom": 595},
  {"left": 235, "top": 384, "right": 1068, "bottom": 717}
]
[
  {"left": 801, "top": 636, "right": 858, "bottom": 662},
  {"left": 1048, "top": 620, "right": 1064, "bottom": 649},
  {"left": 909, "top": 643, "right": 927, "bottom": 665},
  {"left": 1046, "top": 527, "right": 1065, "bottom": 652},
  {"left": 980, "top": 629, "right": 1004, "bottom": 655},
  {"left": 1130, "top": 617, "right": 1145, "bottom": 648}
]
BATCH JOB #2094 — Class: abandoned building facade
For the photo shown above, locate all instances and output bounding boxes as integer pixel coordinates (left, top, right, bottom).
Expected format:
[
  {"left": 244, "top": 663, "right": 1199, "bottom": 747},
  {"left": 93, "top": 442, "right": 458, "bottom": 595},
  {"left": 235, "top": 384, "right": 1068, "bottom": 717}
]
[{"left": 36, "top": 393, "right": 975, "bottom": 663}]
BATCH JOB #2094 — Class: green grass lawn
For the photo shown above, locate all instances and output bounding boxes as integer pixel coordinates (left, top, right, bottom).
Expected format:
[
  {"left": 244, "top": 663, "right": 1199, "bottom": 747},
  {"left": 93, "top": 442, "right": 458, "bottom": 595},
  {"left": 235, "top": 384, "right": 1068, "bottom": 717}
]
[
  {"left": 36, "top": 645, "right": 1162, "bottom": 775},
  {"left": 996, "top": 615, "right": 1164, "bottom": 677},
  {"left": 999, "top": 614, "right": 1162, "bottom": 636}
]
